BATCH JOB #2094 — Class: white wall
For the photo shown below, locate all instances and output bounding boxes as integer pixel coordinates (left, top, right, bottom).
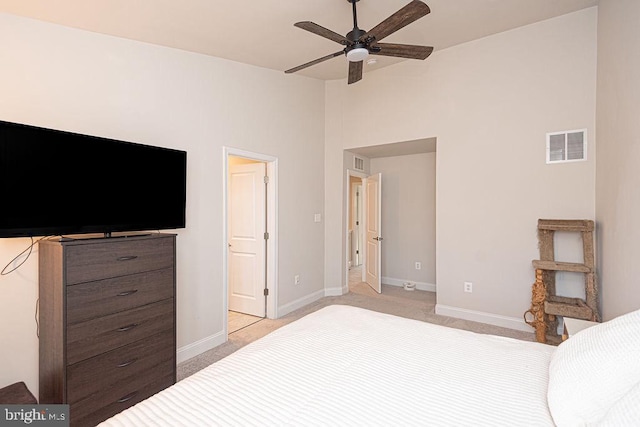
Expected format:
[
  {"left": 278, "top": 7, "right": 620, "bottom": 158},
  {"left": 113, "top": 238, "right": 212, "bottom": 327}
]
[
  {"left": 596, "top": 0, "right": 640, "bottom": 320},
  {"left": 325, "top": 8, "right": 597, "bottom": 329},
  {"left": 0, "top": 12, "right": 325, "bottom": 395},
  {"left": 370, "top": 153, "right": 436, "bottom": 287}
]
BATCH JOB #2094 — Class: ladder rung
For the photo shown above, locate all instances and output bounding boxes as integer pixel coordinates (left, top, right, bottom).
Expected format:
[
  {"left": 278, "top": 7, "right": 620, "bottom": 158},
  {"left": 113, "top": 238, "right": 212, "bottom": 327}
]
[
  {"left": 538, "top": 219, "right": 594, "bottom": 232},
  {"left": 548, "top": 295, "right": 587, "bottom": 306},
  {"left": 545, "top": 299, "right": 593, "bottom": 320},
  {"left": 532, "top": 260, "right": 591, "bottom": 273}
]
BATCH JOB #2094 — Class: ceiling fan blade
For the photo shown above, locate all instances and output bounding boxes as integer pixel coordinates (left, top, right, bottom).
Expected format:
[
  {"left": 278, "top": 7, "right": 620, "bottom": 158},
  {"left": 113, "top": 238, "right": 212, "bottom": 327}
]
[
  {"left": 348, "top": 61, "right": 363, "bottom": 84},
  {"left": 371, "top": 43, "right": 433, "bottom": 60},
  {"left": 294, "top": 21, "right": 349, "bottom": 45},
  {"left": 360, "top": 0, "right": 430, "bottom": 43},
  {"left": 285, "top": 51, "right": 344, "bottom": 74}
]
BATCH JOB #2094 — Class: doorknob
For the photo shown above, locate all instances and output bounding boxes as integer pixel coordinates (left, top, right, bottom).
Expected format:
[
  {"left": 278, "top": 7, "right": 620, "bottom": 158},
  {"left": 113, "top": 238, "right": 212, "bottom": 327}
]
[{"left": 373, "top": 236, "right": 383, "bottom": 241}]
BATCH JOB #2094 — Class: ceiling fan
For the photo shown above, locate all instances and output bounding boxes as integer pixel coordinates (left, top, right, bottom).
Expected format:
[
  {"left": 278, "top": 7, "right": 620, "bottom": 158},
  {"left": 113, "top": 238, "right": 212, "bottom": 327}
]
[{"left": 285, "top": 0, "right": 433, "bottom": 84}]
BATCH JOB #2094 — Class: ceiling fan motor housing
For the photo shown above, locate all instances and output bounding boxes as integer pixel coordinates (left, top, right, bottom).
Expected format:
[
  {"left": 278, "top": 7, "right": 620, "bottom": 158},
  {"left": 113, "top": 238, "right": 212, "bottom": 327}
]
[{"left": 346, "top": 28, "right": 366, "bottom": 43}]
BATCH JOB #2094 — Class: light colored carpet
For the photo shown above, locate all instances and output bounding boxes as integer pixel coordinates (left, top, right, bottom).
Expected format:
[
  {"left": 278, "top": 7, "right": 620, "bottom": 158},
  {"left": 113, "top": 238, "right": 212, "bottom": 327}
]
[
  {"left": 228, "top": 311, "right": 263, "bottom": 334},
  {"left": 177, "top": 272, "right": 536, "bottom": 381}
]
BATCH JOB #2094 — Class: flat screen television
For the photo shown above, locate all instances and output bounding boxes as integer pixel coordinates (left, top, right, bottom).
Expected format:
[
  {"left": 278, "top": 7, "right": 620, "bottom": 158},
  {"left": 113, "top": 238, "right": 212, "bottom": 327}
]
[{"left": 0, "top": 120, "right": 187, "bottom": 238}]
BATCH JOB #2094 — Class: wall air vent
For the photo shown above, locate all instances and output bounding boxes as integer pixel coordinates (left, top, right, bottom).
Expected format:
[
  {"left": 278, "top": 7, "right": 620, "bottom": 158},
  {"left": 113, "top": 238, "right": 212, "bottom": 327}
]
[
  {"left": 546, "top": 129, "right": 587, "bottom": 164},
  {"left": 354, "top": 156, "right": 365, "bottom": 171}
]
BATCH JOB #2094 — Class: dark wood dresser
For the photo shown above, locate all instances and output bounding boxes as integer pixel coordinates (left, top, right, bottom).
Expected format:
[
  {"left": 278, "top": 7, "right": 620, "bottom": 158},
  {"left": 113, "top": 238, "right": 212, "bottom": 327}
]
[{"left": 38, "top": 233, "right": 176, "bottom": 426}]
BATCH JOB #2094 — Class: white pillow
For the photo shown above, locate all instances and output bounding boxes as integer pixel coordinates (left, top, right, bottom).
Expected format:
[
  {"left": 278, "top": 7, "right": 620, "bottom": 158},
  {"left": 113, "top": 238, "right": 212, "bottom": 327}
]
[
  {"left": 597, "top": 380, "right": 640, "bottom": 426},
  {"left": 547, "top": 308, "right": 640, "bottom": 427}
]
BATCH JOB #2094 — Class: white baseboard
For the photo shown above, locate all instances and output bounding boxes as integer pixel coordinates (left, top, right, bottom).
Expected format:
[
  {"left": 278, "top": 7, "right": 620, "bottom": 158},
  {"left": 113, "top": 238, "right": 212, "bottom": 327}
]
[
  {"left": 382, "top": 276, "right": 436, "bottom": 292},
  {"left": 435, "top": 304, "right": 532, "bottom": 332},
  {"left": 325, "top": 285, "right": 347, "bottom": 296},
  {"left": 179, "top": 289, "right": 330, "bottom": 363},
  {"left": 278, "top": 289, "right": 326, "bottom": 317},
  {"left": 177, "top": 330, "right": 226, "bottom": 364}
]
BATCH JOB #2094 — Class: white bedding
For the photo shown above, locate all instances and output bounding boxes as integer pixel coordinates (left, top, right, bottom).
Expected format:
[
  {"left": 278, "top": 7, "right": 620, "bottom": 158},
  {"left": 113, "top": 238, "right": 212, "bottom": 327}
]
[{"left": 100, "top": 305, "right": 556, "bottom": 426}]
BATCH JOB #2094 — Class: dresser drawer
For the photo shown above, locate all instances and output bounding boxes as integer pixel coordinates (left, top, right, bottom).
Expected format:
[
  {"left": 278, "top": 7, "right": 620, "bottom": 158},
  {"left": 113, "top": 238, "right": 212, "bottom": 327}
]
[
  {"left": 66, "top": 267, "right": 174, "bottom": 324},
  {"left": 65, "top": 236, "right": 174, "bottom": 285},
  {"left": 71, "top": 374, "right": 174, "bottom": 427},
  {"left": 66, "top": 298, "right": 174, "bottom": 365},
  {"left": 66, "top": 330, "right": 175, "bottom": 404}
]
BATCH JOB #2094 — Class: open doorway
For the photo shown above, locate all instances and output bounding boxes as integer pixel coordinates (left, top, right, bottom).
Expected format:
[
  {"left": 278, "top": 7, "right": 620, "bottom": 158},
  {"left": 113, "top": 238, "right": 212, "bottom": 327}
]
[
  {"left": 346, "top": 169, "right": 383, "bottom": 293},
  {"left": 344, "top": 138, "right": 437, "bottom": 296},
  {"left": 364, "top": 173, "right": 382, "bottom": 293},
  {"left": 223, "top": 147, "right": 278, "bottom": 338},
  {"left": 227, "top": 156, "right": 266, "bottom": 333}
]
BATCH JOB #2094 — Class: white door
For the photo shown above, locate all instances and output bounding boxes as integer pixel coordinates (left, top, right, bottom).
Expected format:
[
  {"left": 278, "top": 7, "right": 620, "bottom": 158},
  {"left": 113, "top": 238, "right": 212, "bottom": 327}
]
[
  {"left": 365, "top": 173, "right": 382, "bottom": 293},
  {"left": 228, "top": 161, "right": 266, "bottom": 317}
]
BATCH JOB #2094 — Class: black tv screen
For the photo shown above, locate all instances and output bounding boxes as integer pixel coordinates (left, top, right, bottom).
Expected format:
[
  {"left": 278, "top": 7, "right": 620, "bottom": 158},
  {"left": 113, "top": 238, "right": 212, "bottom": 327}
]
[{"left": 0, "top": 120, "right": 187, "bottom": 238}]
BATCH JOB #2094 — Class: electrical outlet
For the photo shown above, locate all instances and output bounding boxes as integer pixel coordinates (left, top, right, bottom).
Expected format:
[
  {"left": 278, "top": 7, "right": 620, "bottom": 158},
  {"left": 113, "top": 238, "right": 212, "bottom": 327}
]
[
  {"left": 464, "top": 282, "right": 473, "bottom": 293},
  {"left": 294, "top": 275, "right": 300, "bottom": 285},
  {"left": 415, "top": 262, "right": 421, "bottom": 270}
]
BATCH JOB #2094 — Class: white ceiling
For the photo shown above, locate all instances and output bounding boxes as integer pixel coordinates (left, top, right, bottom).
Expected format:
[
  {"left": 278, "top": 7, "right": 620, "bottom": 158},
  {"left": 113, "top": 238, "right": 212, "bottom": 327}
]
[{"left": 0, "top": 0, "right": 598, "bottom": 82}]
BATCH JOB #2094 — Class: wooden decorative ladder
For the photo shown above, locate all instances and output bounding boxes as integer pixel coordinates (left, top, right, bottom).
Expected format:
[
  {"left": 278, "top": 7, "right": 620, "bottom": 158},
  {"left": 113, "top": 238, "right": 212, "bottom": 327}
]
[{"left": 527, "top": 219, "right": 599, "bottom": 344}]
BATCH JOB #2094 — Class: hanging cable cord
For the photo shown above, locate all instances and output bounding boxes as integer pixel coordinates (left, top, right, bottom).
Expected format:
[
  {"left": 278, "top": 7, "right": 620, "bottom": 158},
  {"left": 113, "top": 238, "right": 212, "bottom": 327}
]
[
  {"left": 1, "top": 236, "right": 52, "bottom": 338},
  {"left": 1, "top": 236, "right": 50, "bottom": 276}
]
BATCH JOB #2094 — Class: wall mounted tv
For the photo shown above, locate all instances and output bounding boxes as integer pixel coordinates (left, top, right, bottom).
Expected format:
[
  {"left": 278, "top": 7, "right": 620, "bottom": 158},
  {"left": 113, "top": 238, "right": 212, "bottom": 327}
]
[{"left": 0, "top": 120, "right": 187, "bottom": 238}]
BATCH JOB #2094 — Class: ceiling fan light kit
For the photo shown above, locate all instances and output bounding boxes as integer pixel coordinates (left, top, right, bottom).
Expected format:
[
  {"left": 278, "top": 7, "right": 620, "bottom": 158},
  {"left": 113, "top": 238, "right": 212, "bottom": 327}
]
[
  {"left": 346, "top": 47, "right": 369, "bottom": 62},
  {"left": 285, "top": 0, "right": 434, "bottom": 84}
]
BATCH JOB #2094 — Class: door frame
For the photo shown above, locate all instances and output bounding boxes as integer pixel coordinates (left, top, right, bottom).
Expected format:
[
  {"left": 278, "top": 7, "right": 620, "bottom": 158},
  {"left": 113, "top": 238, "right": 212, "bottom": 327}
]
[
  {"left": 223, "top": 147, "right": 278, "bottom": 339},
  {"left": 345, "top": 169, "right": 368, "bottom": 292}
]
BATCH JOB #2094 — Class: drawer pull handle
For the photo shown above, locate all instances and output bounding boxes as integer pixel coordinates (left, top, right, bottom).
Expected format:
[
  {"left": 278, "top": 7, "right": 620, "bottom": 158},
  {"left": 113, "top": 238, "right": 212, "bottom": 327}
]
[
  {"left": 117, "top": 290, "right": 139, "bottom": 297},
  {"left": 116, "top": 358, "right": 138, "bottom": 368},
  {"left": 116, "top": 391, "right": 138, "bottom": 404},
  {"left": 116, "top": 323, "right": 139, "bottom": 332},
  {"left": 116, "top": 255, "right": 138, "bottom": 262}
]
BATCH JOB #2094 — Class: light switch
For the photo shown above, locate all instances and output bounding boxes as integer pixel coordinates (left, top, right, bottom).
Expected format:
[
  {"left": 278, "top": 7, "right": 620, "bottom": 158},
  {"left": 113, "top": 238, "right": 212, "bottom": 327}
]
[{"left": 314, "top": 214, "right": 321, "bottom": 223}]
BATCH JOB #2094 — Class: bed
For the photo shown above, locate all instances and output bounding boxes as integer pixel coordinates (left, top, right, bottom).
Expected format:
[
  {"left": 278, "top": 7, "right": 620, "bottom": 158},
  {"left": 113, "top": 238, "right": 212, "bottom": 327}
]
[{"left": 100, "top": 305, "right": 640, "bottom": 426}]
